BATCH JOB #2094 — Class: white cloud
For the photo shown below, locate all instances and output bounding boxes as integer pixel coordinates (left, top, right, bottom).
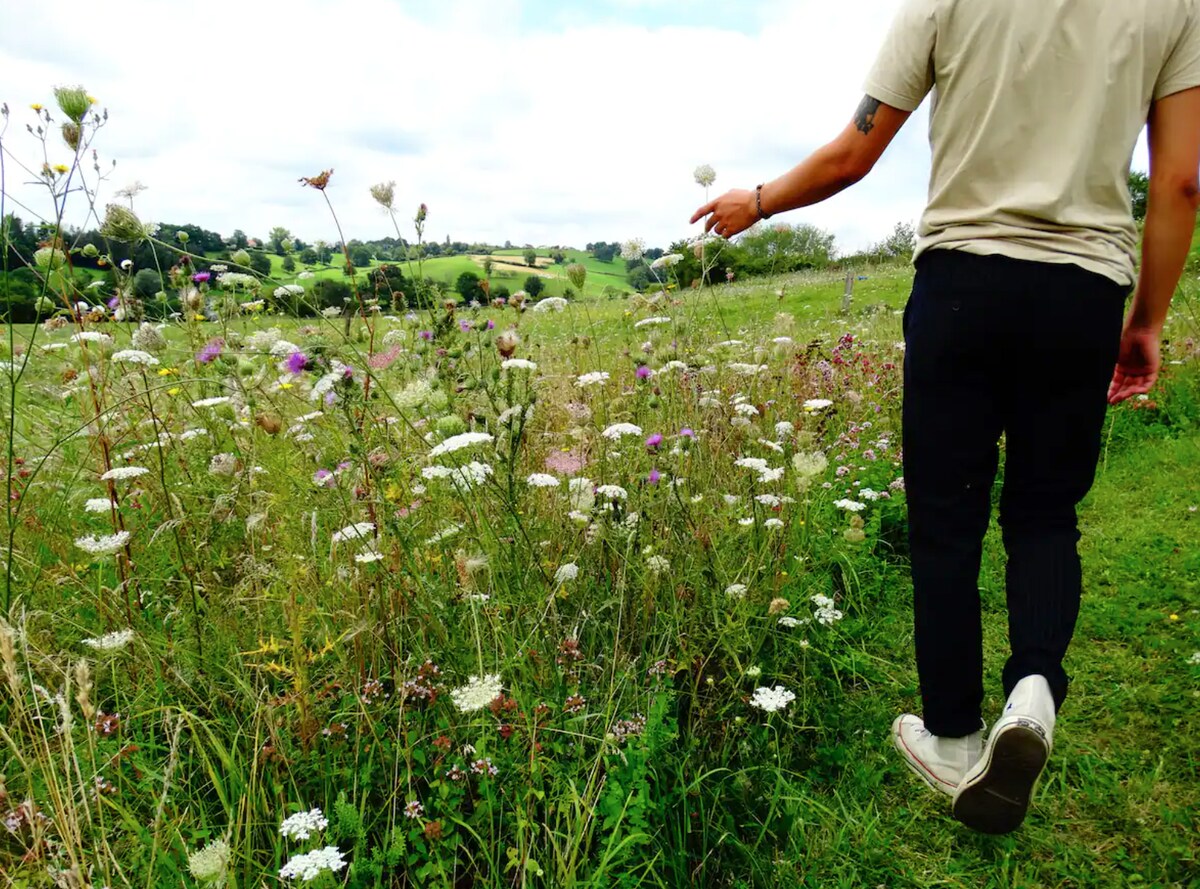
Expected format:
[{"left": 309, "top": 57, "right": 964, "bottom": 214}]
[{"left": 0, "top": 0, "right": 938, "bottom": 253}]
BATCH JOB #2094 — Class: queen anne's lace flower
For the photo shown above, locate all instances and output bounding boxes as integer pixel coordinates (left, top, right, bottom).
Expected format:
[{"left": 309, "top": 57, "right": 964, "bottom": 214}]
[
  {"left": 634, "top": 316, "right": 671, "bottom": 328},
  {"left": 278, "top": 846, "right": 347, "bottom": 881},
  {"left": 502, "top": 358, "right": 538, "bottom": 372},
  {"left": 75, "top": 531, "right": 131, "bottom": 555},
  {"left": 82, "top": 628, "right": 135, "bottom": 651},
  {"left": 187, "top": 838, "right": 231, "bottom": 882},
  {"left": 601, "top": 423, "right": 642, "bottom": 441},
  {"left": 554, "top": 563, "right": 579, "bottom": 583},
  {"left": 803, "top": 398, "right": 834, "bottom": 411},
  {"left": 331, "top": 522, "right": 375, "bottom": 545},
  {"left": 429, "top": 432, "right": 493, "bottom": 458},
  {"left": 192, "top": 396, "right": 231, "bottom": 409},
  {"left": 112, "top": 349, "right": 159, "bottom": 366},
  {"left": 834, "top": 499, "right": 867, "bottom": 513},
  {"left": 531, "top": 297, "right": 568, "bottom": 313},
  {"left": 279, "top": 808, "right": 329, "bottom": 842},
  {"left": 526, "top": 473, "right": 560, "bottom": 488},
  {"left": 575, "top": 371, "right": 610, "bottom": 388},
  {"left": 750, "top": 685, "right": 795, "bottom": 713},
  {"left": 450, "top": 674, "right": 503, "bottom": 713}
]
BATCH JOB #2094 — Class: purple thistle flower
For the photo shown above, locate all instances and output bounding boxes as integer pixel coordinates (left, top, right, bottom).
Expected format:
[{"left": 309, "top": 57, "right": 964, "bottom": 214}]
[
  {"left": 645, "top": 433, "right": 663, "bottom": 450},
  {"left": 460, "top": 320, "right": 473, "bottom": 332},
  {"left": 314, "top": 469, "right": 334, "bottom": 487},
  {"left": 107, "top": 296, "right": 120, "bottom": 310},
  {"left": 324, "top": 390, "right": 336, "bottom": 406},
  {"left": 286, "top": 351, "right": 308, "bottom": 374},
  {"left": 486, "top": 319, "right": 496, "bottom": 330},
  {"left": 196, "top": 338, "right": 224, "bottom": 364},
  {"left": 342, "top": 366, "right": 354, "bottom": 380},
  {"left": 419, "top": 330, "right": 434, "bottom": 341},
  {"left": 337, "top": 461, "right": 352, "bottom": 471},
  {"left": 636, "top": 365, "right": 652, "bottom": 380},
  {"left": 192, "top": 272, "right": 211, "bottom": 284},
  {"left": 648, "top": 468, "right": 661, "bottom": 485},
  {"left": 680, "top": 427, "right": 695, "bottom": 439}
]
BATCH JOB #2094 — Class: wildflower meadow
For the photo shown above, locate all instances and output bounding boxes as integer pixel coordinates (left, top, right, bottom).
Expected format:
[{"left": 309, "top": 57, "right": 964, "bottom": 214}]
[{"left": 2, "top": 89, "right": 1199, "bottom": 888}]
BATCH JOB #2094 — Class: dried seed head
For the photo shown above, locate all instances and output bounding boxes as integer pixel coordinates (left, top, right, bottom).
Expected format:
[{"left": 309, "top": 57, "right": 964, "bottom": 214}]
[
  {"left": 566, "top": 263, "right": 587, "bottom": 291},
  {"left": 61, "top": 121, "right": 80, "bottom": 150},
  {"left": 299, "top": 168, "right": 334, "bottom": 190},
  {"left": 768, "top": 597, "right": 790, "bottom": 615},
  {"left": 74, "top": 659, "right": 96, "bottom": 722},
  {"left": 369, "top": 180, "right": 396, "bottom": 210}
]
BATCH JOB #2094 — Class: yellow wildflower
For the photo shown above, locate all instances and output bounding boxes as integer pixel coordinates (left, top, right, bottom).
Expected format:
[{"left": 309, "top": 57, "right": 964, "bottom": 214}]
[
  {"left": 30, "top": 103, "right": 42, "bottom": 111},
  {"left": 167, "top": 387, "right": 180, "bottom": 396}
]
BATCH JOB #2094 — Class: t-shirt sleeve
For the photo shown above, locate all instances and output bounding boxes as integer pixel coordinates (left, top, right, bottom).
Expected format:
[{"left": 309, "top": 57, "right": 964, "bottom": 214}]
[
  {"left": 1155, "top": 4, "right": 1200, "bottom": 100},
  {"left": 863, "top": 0, "right": 938, "bottom": 112}
]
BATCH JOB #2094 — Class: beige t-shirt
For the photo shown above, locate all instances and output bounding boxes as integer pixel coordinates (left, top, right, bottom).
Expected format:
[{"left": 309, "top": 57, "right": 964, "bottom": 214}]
[{"left": 865, "top": 0, "right": 1200, "bottom": 285}]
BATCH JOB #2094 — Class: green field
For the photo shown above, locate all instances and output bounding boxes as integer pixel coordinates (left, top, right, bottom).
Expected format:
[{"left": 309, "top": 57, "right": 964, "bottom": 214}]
[{"left": 2, "top": 261, "right": 1198, "bottom": 886}]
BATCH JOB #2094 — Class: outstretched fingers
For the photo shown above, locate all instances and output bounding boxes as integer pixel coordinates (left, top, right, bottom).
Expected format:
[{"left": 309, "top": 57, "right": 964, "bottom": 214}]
[{"left": 690, "top": 201, "right": 715, "bottom": 225}]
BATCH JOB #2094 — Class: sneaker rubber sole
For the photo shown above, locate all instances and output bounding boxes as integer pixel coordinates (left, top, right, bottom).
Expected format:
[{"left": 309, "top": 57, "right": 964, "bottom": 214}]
[{"left": 952, "top": 719, "right": 1049, "bottom": 835}]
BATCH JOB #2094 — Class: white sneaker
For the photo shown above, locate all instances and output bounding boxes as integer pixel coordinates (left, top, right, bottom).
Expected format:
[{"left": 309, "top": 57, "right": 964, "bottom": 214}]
[
  {"left": 892, "top": 714, "right": 984, "bottom": 797},
  {"left": 953, "top": 674, "right": 1056, "bottom": 834}
]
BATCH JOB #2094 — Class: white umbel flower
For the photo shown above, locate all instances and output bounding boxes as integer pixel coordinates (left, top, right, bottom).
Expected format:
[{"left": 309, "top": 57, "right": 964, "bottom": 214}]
[
  {"left": 279, "top": 808, "right": 329, "bottom": 842},
  {"left": 833, "top": 499, "right": 867, "bottom": 513},
  {"left": 694, "top": 164, "right": 716, "bottom": 188},
  {"left": 501, "top": 358, "right": 538, "bottom": 372},
  {"left": 331, "top": 522, "right": 375, "bottom": 545},
  {"left": 554, "top": 563, "right": 579, "bottom": 583},
  {"left": 279, "top": 846, "right": 347, "bottom": 881},
  {"left": 75, "top": 531, "right": 131, "bottom": 555},
  {"left": 575, "top": 371, "right": 610, "bottom": 388},
  {"left": 71, "top": 331, "right": 113, "bottom": 346},
  {"left": 526, "top": 473, "right": 560, "bottom": 488},
  {"left": 100, "top": 466, "right": 149, "bottom": 481},
  {"left": 750, "top": 685, "right": 795, "bottom": 713},
  {"left": 192, "top": 396, "right": 232, "bottom": 408},
  {"left": 82, "top": 628, "right": 134, "bottom": 651},
  {"left": 84, "top": 498, "right": 115, "bottom": 514},
  {"left": 601, "top": 423, "right": 642, "bottom": 441},
  {"left": 633, "top": 316, "right": 671, "bottom": 328},
  {"left": 450, "top": 674, "right": 503, "bottom": 712},
  {"left": 111, "top": 349, "right": 160, "bottom": 366},
  {"left": 803, "top": 399, "right": 834, "bottom": 411},
  {"left": 429, "top": 432, "right": 494, "bottom": 458},
  {"left": 187, "top": 838, "right": 231, "bottom": 883}
]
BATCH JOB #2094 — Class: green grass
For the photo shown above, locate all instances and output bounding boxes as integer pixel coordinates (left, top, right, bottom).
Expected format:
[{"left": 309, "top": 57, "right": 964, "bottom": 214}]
[{"left": 2, "top": 264, "right": 1198, "bottom": 887}]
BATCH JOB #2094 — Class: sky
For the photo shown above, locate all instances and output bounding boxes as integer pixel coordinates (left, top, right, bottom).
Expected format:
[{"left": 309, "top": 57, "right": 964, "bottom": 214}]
[{"left": 0, "top": 0, "right": 1148, "bottom": 255}]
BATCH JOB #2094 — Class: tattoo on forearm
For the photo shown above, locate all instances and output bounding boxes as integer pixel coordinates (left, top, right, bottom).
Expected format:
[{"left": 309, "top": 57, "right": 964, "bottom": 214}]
[{"left": 855, "top": 95, "right": 882, "bottom": 135}]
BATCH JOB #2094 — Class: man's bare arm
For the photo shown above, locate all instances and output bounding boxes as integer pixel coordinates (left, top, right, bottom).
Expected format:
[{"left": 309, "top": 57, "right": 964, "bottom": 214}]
[
  {"left": 691, "top": 96, "right": 912, "bottom": 238},
  {"left": 1109, "top": 86, "right": 1200, "bottom": 404}
]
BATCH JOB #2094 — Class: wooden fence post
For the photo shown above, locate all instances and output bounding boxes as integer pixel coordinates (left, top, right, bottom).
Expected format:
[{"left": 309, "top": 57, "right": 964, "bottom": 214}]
[{"left": 840, "top": 270, "right": 854, "bottom": 315}]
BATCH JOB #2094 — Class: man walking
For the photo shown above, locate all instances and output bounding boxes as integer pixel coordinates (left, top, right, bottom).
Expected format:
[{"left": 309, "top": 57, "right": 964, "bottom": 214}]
[{"left": 692, "top": 0, "right": 1200, "bottom": 834}]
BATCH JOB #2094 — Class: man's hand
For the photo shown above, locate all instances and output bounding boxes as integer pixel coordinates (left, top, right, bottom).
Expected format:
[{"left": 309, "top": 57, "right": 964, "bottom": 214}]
[
  {"left": 1108, "top": 325, "right": 1161, "bottom": 404},
  {"left": 690, "top": 189, "right": 759, "bottom": 239}
]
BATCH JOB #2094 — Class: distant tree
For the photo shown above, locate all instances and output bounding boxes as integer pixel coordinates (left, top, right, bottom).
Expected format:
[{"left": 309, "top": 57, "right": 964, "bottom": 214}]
[
  {"left": 551, "top": 250, "right": 565, "bottom": 264},
  {"left": 872, "top": 221, "right": 916, "bottom": 261},
  {"left": 523, "top": 275, "right": 545, "bottom": 298},
  {"left": 455, "top": 271, "right": 485, "bottom": 302},
  {"left": 627, "top": 265, "right": 651, "bottom": 292},
  {"left": 132, "top": 268, "right": 163, "bottom": 299},
  {"left": 1128, "top": 170, "right": 1149, "bottom": 222},
  {"left": 248, "top": 251, "right": 272, "bottom": 277},
  {"left": 282, "top": 255, "right": 296, "bottom": 273},
  {"left": 312, "top": 279, "right": 353, "bottom": 315},
  {"left": 230, "top": 229, "right": 249, "bottom": 250},
  {"left": 268, "top": 226, "right": 293, "bottom": 256},
  {"left": 593, "top": 243, "right": 616, "bottom": 263},
  {"left": 504, "top": 240, "right": 513, "bottom": 249},
  {"left": 493, "top": 285, "right": 511, "bottom": 302},
  {"left": 349, "top": 244, "right": 373, "bottom": 268},
  {"left": 299, "top": 247, "right": 318, "bottom": 265},
  {"left": 314, "top": 240, "right": 333, "bottom": 264},
  {"left": 738, "top": 222, "right": 838, "bottom": 273},
  {"left": 482, "top": 257, "right": 494, "bottom": 282},
  {"left": 523, "top": 247, "right": 538, "bottom": 267}
]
